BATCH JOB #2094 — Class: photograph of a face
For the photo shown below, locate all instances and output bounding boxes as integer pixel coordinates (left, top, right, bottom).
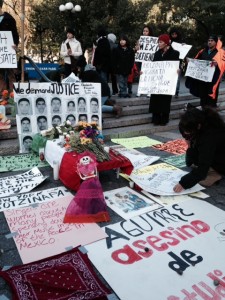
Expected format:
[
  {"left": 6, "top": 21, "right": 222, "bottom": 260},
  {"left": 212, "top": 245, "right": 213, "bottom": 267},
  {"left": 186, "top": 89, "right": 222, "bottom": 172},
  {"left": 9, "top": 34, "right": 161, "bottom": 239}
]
[{"left": 104, "top": 187, "right": 162, "bottom": 220}]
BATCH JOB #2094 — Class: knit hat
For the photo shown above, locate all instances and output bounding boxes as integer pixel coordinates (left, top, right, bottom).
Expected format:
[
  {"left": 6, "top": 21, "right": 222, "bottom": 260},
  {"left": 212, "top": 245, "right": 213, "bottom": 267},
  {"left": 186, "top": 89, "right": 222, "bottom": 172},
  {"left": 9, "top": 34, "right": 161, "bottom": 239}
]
[
  {"left": 208, "top": 35, "right": 218, "bottom": 43},
  {"left": 66, "top": 28, "right": 75, "bottom": 36},
  {"left": 158, "top": 34, "right": 170, "bottom": 45},
  {"left": 108, "top": 33, "right": 116, "bottom": 43}
]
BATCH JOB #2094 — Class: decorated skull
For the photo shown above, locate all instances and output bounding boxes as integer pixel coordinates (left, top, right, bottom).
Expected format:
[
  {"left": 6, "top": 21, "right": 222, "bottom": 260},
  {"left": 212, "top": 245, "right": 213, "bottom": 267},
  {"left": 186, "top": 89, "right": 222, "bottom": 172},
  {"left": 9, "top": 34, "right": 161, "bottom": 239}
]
[{"left": 80, "top": 156, "right": 91, "bottom": 165}]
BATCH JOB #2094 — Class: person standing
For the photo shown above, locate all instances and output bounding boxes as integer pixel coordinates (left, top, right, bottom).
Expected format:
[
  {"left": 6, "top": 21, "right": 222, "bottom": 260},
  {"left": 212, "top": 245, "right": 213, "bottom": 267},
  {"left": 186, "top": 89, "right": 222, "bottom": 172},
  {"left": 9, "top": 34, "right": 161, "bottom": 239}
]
[
  {"left": 169, "top": 27, "right": 183, "bottom": 98},
  {"left": 149, "top": 34, "right": 179, "bottom": 126},
  {"left": 60, "top": 28, "right": 82, "bottom": 77},
  {"left": 0, "top": 0, "right": 19, "bottom": 93},
  {"left": 194, "top": 35, "right": 221, "bottom": 108},
  {"left": 93, "top": 26, "right": 111, "bottom": 83},
  {"left": 107, "top": 33, "right": 118, "bottom": 95},
  {"left": 113, "top": 35, "right": 134, "bottom": 98}
]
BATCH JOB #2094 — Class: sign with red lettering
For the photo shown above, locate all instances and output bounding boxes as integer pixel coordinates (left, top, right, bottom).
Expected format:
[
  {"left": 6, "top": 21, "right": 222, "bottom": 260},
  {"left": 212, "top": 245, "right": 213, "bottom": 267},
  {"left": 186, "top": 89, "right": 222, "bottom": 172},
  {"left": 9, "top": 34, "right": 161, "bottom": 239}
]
[
  {"left": 86, "top": 200, "right": 225, "bottom": 300},
  {"left": 4, "top": 195, "right": 107, "bottom": 263}
]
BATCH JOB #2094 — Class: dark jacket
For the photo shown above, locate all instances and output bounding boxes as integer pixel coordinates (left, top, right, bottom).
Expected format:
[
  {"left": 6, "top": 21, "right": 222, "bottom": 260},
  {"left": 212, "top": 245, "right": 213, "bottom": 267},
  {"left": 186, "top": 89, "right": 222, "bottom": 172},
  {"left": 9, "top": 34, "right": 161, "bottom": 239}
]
[
  {"left": 149, "top": 47, "right": 179, "bottom": 114},
  {"left": 112, "top": 45, "right": 135, "bottom": 75},
  {"left": 0, "top": 12, "right": 19, "bottom": 45},
  {"left": 179, "top": 128, "right": 225, "bottom": 189},
  {"left": 93, "top": 36, "right": 111, "bottom": 73},
  {"left": 81, "top": 70, "right": 110, "bottom": 97}
]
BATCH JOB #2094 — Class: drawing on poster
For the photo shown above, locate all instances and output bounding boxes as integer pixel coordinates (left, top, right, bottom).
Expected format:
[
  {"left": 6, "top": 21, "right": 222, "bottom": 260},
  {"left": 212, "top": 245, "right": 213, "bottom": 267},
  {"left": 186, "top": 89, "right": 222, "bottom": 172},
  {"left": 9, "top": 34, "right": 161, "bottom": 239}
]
[{"left": 104, "top": 187, "right": 162, "bottom": 219}]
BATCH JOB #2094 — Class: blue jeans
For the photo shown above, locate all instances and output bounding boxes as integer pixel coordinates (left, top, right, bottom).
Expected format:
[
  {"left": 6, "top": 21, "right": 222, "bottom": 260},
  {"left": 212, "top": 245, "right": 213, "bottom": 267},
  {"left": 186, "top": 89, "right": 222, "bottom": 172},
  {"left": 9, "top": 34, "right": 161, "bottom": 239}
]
[
  {"left": 102, "top": 96, "right": 113, "bottom": 113},
  {"left": 98, "top": 71, "right": 108, "bottom": 83},
  {"left": 117, "top": 74, "right": 128, "bottom": 96}
]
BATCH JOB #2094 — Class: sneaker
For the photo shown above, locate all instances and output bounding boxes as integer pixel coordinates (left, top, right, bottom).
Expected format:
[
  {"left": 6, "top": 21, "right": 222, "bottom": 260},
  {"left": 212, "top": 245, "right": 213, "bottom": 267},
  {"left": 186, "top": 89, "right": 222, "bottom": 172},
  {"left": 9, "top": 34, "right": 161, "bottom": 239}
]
[{"left": 199, "top": 168, "right": 222, "bottom": 187}]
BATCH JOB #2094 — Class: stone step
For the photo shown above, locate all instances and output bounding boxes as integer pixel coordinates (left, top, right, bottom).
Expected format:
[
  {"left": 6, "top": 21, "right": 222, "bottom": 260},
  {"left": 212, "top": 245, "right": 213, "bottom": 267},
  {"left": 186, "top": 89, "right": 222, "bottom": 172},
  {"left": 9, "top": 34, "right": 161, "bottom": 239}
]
[
  {"left": 0, "top": 127, "right": 18, "bottom": 140},
  {"left": 0, "top": 139, "right": 20, "bottom": 155}
]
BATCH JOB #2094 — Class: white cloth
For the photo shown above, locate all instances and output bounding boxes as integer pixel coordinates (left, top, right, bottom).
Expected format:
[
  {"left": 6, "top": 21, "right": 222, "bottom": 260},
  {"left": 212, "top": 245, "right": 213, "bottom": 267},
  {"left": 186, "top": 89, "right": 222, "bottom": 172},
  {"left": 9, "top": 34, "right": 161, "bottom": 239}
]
[
  {"left": 60, "top": 38, "right": 82, "bottom": 65},
  {"left": 44, "top": 139, "right": 66, "bottom": 168}
]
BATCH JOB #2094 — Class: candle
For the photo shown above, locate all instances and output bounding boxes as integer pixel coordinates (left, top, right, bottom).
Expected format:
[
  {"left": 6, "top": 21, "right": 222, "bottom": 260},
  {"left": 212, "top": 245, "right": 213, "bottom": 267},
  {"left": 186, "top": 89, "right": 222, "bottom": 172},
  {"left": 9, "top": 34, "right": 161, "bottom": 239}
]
[{"left": 53, "top": 160, "right": 59, "bottom": 180}]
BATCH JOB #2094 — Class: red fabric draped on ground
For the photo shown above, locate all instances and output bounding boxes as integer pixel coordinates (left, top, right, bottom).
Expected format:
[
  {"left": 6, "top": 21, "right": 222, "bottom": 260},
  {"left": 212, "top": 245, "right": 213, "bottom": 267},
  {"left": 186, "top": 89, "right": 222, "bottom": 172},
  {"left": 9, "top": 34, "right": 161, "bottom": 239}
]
[
  {"left": 64, "top": 177, "right": 110, "bottom": 223},
  {"left": 0, "top": 247, "right": 110, "bottom": 300},
  {"left": 59, "top": 149, "right": 133, "bottom": 191}
]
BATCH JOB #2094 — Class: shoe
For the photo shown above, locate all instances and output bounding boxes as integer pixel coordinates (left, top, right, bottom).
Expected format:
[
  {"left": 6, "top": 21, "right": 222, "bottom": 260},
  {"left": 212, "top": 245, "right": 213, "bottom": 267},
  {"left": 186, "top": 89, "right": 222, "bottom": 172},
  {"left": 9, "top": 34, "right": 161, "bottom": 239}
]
[
  {"left": 136, "top": 94, "right": 140, "bottom": 97},
  {"left": 175, "top": 93, "right": 179, "bottom": 98},
  {"left": 199, "top": 168, "right": 222, "bottom": 187},
  {"left": 125, "top": 94, "right": 131, "bottom": 98},
  {"left": 113, "top": 105, "right": 123, "bottom": 118}
]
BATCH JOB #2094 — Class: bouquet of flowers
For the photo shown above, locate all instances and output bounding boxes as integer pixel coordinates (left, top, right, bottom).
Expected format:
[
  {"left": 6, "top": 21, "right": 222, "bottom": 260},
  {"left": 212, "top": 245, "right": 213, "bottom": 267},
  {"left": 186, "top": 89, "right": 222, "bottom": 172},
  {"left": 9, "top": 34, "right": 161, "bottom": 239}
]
[
  {"left": 0, "top": 90, "right": 16, "bottom": 116},
  {"left": 41, "top": 121, "right": 110, "bottom": 162}
]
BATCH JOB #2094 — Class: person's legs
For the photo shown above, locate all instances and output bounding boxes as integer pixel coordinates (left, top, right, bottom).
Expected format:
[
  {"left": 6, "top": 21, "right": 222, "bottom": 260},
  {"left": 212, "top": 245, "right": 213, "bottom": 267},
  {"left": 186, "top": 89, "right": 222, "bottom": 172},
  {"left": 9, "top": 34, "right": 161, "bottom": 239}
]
[
  {"left": 64, "top": 63, "right": 72, "bottom": 77},
  {"left": 160, "top": 113, "right": 169, "bottom": 125},
  {"left": 99, "top": 70, "right": 108, "bottom": 83},
  {"left": 0, "top": 69, "right": 7, "bottom": 93},
  {"left": 6, "top": 69, "right": 16, "bottom": 91},
  {"left": 117, "top": 74, "right": 126, "bottom": 97},
  {"left": 199, "top": 168, "right": 222, "bottom": 186},
  {"left": 175, "top": 69, "right": 181, "bottom": 97},
  {"left": 152, "top": 113, "right": 161, "bottom": 125},
  {"left": 127, "top": 82, "right": 132, "bottom": 94},
  {"left": 111, "top": 73, "right": 118, "bottom": 94}
]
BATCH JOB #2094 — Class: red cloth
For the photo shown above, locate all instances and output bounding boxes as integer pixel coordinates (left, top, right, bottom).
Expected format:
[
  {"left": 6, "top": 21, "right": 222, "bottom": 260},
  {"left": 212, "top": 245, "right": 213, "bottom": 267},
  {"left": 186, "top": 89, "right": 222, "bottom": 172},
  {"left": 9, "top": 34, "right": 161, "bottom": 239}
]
[
  {"left": 153, "top": 139, "right": 188, "bottom": 154},
  {"left": 59, "top": 149, "right": 133, "bottom": 191},
  {"left": 0, "top": 247, "right": 110, "bottom": 300},
  {"left": 64, "top": 177, "right": 110, "bottom": 223}
]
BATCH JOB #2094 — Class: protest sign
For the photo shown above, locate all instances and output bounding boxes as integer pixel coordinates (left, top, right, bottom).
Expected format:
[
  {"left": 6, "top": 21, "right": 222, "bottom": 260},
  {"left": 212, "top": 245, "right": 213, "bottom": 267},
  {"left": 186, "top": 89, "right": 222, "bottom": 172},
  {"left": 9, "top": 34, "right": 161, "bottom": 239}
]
[
  {"left": 0, "top": 31, "right": 17, "bottom": 68},
  {"left": 153, "top": 139, "right": 188, "bottom": 155},
  {"left": 4, "top": 195, "right": 107, "bottom": 263},
  {"left": 171, "top": 42, "right": 192, "bottom": 59},
  {"left": 130, "top": 163, "right": 204, "bottom": 195},
  {"left": 137, "top": 60, "right": 179, "bottom": 95},
  {"left": 0, "top": 186, "right": 71, "bottom": 212},
  {"left": 104, "top": 187, "right": 162, "bottom": 220},
  {"left": 0, "top": 153, "right": 49, "bottom": 172},
  {"left": 86, "top": 200, "right": 225, "bottom": 300},
  {"left": 135, "top": 36, "right": 158, "bottom": 62},
  {"left": 142, "top": 190, "right": 209, "bottom": 206},
  {"left": 185, "top": 58, "right": 215, "bottom": 82},
  {"left": 0, "top": 167, "right": 47, "bottom": 198},
  {"left": 14, "top": 82, "right": 102, "bottom": 153},
  {"left": 111, "top": 136, "right": 161, "bottom": 149},
  {"left": 162, "top": 154, "right": 186, "bottom": 169},
  {"left": 111, "top": 146, "right": 159, "bottom": 170}
]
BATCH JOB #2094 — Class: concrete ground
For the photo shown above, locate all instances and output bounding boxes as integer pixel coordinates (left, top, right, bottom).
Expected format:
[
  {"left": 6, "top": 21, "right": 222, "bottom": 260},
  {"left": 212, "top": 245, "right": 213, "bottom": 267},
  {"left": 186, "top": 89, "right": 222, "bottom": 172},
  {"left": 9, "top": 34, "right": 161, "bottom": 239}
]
[{"left": 0, "top": 130, "right": 225, "bottom": 299}]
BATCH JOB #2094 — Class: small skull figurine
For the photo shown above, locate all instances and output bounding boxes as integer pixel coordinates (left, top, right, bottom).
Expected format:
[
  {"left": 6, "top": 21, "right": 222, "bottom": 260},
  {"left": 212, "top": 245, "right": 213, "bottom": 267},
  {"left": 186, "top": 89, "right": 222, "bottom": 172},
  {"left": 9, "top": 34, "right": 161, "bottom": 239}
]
[{"left": 77, "top": 151, "right": 97, "bottom": 180}]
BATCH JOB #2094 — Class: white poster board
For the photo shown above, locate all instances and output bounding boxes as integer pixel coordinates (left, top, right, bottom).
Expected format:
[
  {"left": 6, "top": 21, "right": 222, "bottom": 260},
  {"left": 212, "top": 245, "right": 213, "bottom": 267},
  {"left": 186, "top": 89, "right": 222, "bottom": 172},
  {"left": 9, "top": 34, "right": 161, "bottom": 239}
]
[
  {"left": 14, "top": 82, "right": 102, "bottom": 153},
  {"left": 86, "top": 200, "right": 225, "bottom": 300},
  {"left": 111, "top": 145, "right": 159, "bottom": 170},
  {"left": 135, "top": 36, "right": 158, "bottom": 62},
  {"left": 130, "top": 163, "right": 204, "bottom": 195},
  {"left": 137, "top": 60, "right": 179, "bottom": 95},
  {"left": 0, "top": 167, "right": 47, "bottom": 197},
  {"left": 0, "top": 31, "right": 17, "bottom": 68},
  {"left": 185, "top": 58, "right": 215, "bottom": 82},
  {"left": 0, "top": 186, "right": 71, "bottom": 212},
  {"left": 171, "top": 42, "right": 192, "bottom": 59}
]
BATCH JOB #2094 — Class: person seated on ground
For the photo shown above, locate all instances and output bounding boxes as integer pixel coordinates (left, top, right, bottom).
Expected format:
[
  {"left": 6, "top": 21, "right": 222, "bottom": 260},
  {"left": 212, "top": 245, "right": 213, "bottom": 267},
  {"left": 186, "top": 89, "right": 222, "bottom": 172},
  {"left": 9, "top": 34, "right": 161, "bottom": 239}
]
[
  {"left": 80, "top": 64, "right": 122, "bottom": 118},
  {"left": 173, "top": 107, "right": 225, "bottom": 192}
]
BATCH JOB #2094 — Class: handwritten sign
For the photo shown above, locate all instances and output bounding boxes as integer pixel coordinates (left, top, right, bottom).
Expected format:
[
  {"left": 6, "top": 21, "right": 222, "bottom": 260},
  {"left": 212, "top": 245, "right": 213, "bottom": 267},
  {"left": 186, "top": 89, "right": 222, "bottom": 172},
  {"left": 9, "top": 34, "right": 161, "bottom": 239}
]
[
  {"left": 86, "top": 200, "right": 225, "bottom": 300},
  {"left": 111, "top": 136, "right": 161, "bottom": 149},
  {"left": 4, "top": 195, "right": 107, "bottom": 263},
  {"left": 130, "top": 163, "right": 204, "bottom": 195},
  {"left": 111, "top": 146, "right": 159, "bottom": 170},
  {"left": 104, "top": 187, "right": 162, "bottom": 220},
  {"left": 14, "top": 82, "right": 102, "bottom": 153},
  {"left": 171, "top": 42, "right": 192, "bottom": 59},
  {"left": 135, "top": 36, "right": 158, "bottom": 62},
  {"left": 0, "top": 186, "right": 71, "bottom": 212},
  {"left": 0, "top": 167, "right": 47, "bottom": 198},
  {"left": 138, "top": 60, "right": 179, "bottom": 95},
  {"left": 185, "top": 58, "right": 215, "bottom": 82},
  {"left": 0, "top": 31, "right": 17, "bottom": 68},
  {"left": 0, "top": 153, "right": 49, "bottom": 172}
]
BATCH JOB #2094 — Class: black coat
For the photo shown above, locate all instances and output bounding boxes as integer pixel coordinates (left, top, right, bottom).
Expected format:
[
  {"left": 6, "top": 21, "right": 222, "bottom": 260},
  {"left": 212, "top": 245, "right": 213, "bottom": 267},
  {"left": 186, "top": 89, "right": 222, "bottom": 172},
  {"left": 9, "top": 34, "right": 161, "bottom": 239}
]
[
  {"left": 180, "top": 128, "right": 225, "bottom": 189},
  {"left": 149, "top": 47, "right": 179, "bottom": 114},
  {"left": 0, "top": 12, "right": 19, "bottom": 45},
  {"left": 93, "top": 36, "right": 111, "bottom": 73},
  {"left": 112, "top": 45, "right": 134, "bottom": 76}
]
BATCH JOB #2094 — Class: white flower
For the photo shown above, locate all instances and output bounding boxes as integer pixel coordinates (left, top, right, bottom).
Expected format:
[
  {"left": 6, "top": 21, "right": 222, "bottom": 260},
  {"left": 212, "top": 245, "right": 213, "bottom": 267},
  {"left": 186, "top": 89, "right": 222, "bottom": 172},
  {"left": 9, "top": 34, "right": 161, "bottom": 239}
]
[
  {"left": 66, "top": 134, "right": 70, "bottom": 138},
  {"left": 40, "top": 130, "right": 47, "bottom": 137},
  {"left": 66, "top": 120, "right": 71, "bottom": 125}
]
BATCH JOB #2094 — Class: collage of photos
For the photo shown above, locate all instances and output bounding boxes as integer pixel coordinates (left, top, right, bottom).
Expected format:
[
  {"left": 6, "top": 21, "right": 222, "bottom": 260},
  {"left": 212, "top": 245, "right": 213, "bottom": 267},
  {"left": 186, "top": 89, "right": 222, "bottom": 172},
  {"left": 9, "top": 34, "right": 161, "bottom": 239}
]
[{"left": 15, "top": 88, "right": 102, "bottom": 153}]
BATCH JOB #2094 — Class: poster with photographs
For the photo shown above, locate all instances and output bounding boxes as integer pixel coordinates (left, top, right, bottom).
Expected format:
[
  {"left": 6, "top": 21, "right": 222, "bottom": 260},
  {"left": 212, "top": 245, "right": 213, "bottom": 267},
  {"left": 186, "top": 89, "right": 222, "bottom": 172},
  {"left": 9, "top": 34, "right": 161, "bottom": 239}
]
[
  {"left": 14, "top": 82, "right": 102, "bottom": 153},
  {"left": 104, "top": 187, "right": 163, "bottom": 220}
]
